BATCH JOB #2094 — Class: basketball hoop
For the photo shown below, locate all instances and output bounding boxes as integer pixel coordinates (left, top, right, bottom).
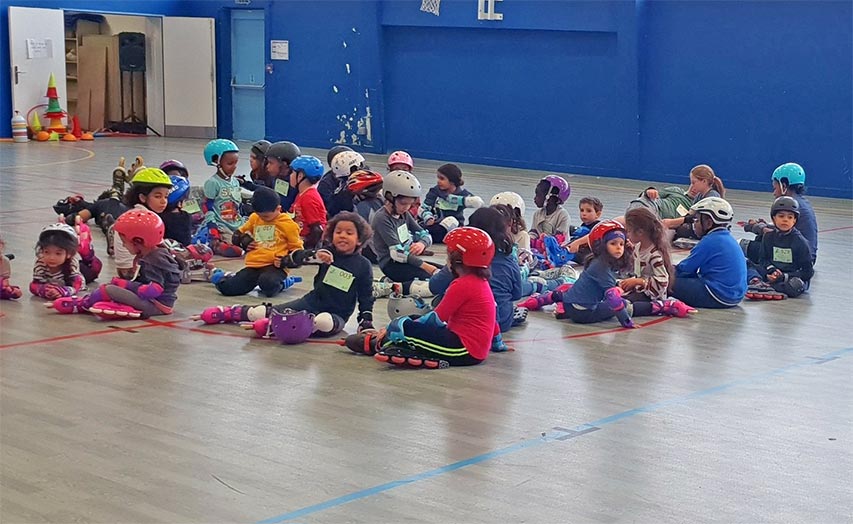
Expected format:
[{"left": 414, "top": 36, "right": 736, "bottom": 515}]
[{"left": 420, "top": 0, "right": 440, "bottom": 16}]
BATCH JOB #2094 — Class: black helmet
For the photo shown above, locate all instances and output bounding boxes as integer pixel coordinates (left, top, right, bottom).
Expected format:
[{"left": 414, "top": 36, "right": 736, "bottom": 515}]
[
  {"left": 770, "top": 196, "right": 799, "bottom": 219},
  {"left": 326, "top": 145, "right": 353, "bottom": 166},
  {"left": 266, "top": 141, "right": 301, "bottom": 164},
  {"left": 251, "top": 139, "right": 271, "bottom": 158}
]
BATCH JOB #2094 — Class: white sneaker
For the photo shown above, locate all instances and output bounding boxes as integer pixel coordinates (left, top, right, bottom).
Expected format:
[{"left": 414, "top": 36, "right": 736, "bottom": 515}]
[{"left": 372, "top": 278, "right": 397, "bottom": 298}]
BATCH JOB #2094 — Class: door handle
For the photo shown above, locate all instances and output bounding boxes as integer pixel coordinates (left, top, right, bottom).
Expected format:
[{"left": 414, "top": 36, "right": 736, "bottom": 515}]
[
  {"left": 14, "top": 65, "right": 27, "bottom": 85},
  {"left": 230, "top": 83, "right": 265, "bottom": 90}
]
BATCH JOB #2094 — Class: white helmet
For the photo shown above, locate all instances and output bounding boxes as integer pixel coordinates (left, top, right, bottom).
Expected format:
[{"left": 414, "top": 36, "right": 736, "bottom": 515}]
[
  {"left": 690, "top": 197, "right": 733, "bottom": 225},
  {"left": 490, "top": 191, "right": 525, "bottom": 216},
  {"left": 331, "top": 150, "right": 365, "bottom": 178},
  {"left": 383, "top": 170, "right": 422, "bottom": 200}
]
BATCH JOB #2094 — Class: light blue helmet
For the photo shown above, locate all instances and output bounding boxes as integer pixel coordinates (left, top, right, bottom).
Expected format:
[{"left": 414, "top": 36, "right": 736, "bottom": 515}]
[
  {"left": 167, "top": 174, "right": 191, "bottom": 205},
  {"left": 290, "top": 155, "right": 325, "bottom": 182},
  {"left": 772, "top": 163, "right": 805, "bottom": 187},
  {"left": 203, "top": 139, "right": 239, "bottom": 166}
]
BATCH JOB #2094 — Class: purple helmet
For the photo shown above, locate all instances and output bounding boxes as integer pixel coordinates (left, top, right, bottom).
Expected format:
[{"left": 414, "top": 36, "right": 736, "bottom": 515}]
[
  {"left": 542, "top": 175, "right": 571, "bottom": 203},
  {"left": 160, "top": 159, "right": 189, "bottom": 178},
  {"left": 269, "top": 309, "right": 315, "bottom": 344}
]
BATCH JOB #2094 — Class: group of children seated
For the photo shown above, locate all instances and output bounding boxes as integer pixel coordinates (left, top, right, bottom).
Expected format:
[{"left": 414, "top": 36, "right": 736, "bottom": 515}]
[{"left": 0, "top": 139, "right": 818, "bottom": 369}]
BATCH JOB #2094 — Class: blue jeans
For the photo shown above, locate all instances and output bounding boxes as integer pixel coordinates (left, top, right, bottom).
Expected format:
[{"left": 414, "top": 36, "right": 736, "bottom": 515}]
[{"left": 672, "top": 277, "right": 734, "bottom": 309}]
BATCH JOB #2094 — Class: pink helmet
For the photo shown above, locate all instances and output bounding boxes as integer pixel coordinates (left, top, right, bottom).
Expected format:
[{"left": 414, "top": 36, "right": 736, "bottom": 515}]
[
  {"left": 542, "top": 175, "right": 571, "bottom": 203},
  {"left": 113, "top": 208, "right": 165, "bottom": 248},
  {"left": 387, "top": 150, "right": 414, "bottom": 170}
]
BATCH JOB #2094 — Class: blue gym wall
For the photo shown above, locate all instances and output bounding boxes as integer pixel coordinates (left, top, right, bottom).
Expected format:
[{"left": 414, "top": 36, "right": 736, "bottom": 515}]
[{"left": 2, "top": 0, "right": 850, "bottom": 197}]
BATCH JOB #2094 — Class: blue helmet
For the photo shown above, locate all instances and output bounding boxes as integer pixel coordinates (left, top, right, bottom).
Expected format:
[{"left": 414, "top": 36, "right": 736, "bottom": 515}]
[
  {"left": 772, "top": 163, "right": 805, "bottom": 187},
  {"left": 203, "top": 139, "right": 239, "bottom": 166},
  {"left": 167, "top": 174, "right": 191, "bottom": 205},
  {"left": 290, "top": 155, "right": 325, "bottom": 182}
]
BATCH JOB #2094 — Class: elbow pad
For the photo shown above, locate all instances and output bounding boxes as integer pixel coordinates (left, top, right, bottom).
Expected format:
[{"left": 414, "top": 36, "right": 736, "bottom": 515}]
[
  {"left": 413, "top": 229, "right": 430, "bottom": 242},
  {"left": 232, "top": 232, "right": 254, "bottom": 250},
  {"left": 281, "top": 249, "right": 317, "bottom": 268}
]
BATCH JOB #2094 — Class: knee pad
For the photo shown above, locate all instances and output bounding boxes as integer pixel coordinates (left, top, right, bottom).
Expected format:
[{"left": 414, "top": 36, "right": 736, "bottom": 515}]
[
  {"left": 603, "top": 287, "right": 626, "bottom": 311},
  {"left": 439, "top": 216, "right": 459, "bottom": 232},
  {"left": 783, "top": 277, "right": 806, "bottom": 298},
  {"left": 408, "top": 279, "right": 433, "bottom": 298},
  {"left": 258, "top": 273, "right": 285, "bottom": 297},
  {"left": 388, "top": 293, "right": 432, "bottom": 319},
  {"left": 312, "top": 312, "right": 345, "bottom": 337},
  {"left": 244, "top": 304, "right": 270, "bottom": 322}
]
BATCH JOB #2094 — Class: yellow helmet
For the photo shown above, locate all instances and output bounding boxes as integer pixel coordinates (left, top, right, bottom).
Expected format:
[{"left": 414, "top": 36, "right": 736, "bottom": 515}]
[{"left": 130, "top": 167, "right": 173, "bottom": 187}]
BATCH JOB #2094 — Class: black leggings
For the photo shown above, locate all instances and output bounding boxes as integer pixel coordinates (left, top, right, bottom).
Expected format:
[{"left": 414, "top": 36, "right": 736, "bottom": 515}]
[
  {"left": 381, "top": 261, "right": 433, "bottom": 293},
  {"left": 216, "top": 266, "right": 287, "bottom": 297},
  {"left": 390, "top": 319, "right": 482, "bottom": 366}
]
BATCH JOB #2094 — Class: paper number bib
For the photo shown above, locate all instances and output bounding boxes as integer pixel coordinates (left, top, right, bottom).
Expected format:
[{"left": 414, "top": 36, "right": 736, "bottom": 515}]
[
  {"left": 323, "top": 266, "right": 354, "bottom": 292},
  {"left": 397, "top": 224, "right": 411, "bottom": 243},
  {"left": 274, "top": 179, "right": 290, "bottom": 196},
  {"left": 253, "top": 225, "right": 276, "bottom": 243},
  {"left": 772, "top": 246, "right": 793, "bottom": 265},
  {"left": 182, "top": 199, "right": 201, "bottom": 214}
]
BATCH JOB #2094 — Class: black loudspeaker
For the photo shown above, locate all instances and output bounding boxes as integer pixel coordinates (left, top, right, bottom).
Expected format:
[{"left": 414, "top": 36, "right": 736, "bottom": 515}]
[{"left": 118, "top": 32, "right": 146, "bottom": 72}]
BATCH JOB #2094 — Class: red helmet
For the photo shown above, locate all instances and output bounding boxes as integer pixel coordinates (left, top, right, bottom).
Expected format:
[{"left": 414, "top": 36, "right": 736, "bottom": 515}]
[
  {"left": 347, "top": 170, "right": 383, "bottom": 195},
  {"left": 445, "top": 227, "right": 495, "bottom": 268},
  {"left": 587, "top": 220, "right": 626, "bottom": 254},
  {"left": 114, "top": 208, "right": 165, "bottom": 248}
]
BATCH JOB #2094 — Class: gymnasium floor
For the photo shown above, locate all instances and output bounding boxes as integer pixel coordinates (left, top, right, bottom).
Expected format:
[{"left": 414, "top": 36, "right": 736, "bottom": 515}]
[{"left": 1, "top": 138, "right": 851, "bottom": 524}]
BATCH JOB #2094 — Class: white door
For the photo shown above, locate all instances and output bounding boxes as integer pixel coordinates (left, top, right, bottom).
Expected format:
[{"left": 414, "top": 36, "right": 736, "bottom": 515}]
[
  {"left": 162, "top": 17, "right": 216, "bottom": 138},
  {"left": 8, "top": 7, "right": 67, "bottom": 120}
]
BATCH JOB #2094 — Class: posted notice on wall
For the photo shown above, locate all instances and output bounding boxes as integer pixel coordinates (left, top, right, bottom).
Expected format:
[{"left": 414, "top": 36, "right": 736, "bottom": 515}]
[
  {"left": 26, "top": 38, "right": 53, "bottom": 59},
  {"left": 271, "top": 40, "right": 289, "bottom": 61}
]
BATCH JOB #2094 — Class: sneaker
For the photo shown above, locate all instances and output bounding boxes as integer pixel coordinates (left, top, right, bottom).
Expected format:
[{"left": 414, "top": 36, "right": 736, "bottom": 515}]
[
  {"left": 745, "top": 282, "right": 786, "bottom": 300},
  {"left": 372, "top": 278, "right": 397, "bottom": 298},
  {"left": 512, "top": 305, "right": 528, "bottom": 325},
  {"left": 536, "top": 264, "right": 578, "bottom": 281},
  {"left": 673, "top": 238, "right": 699, "bottom": 250}
]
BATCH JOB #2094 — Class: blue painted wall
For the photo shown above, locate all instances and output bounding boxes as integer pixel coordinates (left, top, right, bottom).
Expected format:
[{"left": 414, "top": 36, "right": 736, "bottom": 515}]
[
  {"left": 2, "top": 0, "right": 850, "bottom": 197},
  {"left": 381, "top": 0, "right": 638, "bottom": 178},
  {"left": 638, "top": 0, "right": 852, "bottom": 197}
]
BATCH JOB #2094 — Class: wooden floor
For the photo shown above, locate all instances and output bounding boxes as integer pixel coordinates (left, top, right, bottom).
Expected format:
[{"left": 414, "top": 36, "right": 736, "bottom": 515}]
[{"left": 1, "top": 138, "right": 851, "bottom": 524}]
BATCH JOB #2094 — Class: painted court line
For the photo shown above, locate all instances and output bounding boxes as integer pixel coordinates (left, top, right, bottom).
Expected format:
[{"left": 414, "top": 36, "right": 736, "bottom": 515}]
[{"left": 256, "top": 346, "right": 853, "bottom": 524}]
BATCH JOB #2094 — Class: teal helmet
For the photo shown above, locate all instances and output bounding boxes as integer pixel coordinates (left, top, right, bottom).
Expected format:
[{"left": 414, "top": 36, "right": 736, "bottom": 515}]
[
  {"left": 771, "top": 163, "right": 805, "bottom": 187},
  {"left": 203, "top": 139, "right": 239, "bottom": 166}
]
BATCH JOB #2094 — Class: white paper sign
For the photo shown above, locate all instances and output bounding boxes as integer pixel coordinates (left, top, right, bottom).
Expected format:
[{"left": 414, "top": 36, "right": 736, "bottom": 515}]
[
  {"left": 26, "top": 38, "right": 53, "bottom": 59},
  {"left": 271, "top": 40, "right": 289, "bottom": 61}
]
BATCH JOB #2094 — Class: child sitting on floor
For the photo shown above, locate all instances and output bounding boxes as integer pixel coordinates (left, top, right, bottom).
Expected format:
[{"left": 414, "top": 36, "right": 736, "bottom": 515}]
[
  {"left": 29, "top": 223, "right": 85, "bottom": 299},
  {"left": 212, "top": 186, "right": 303, "bottom": 298},
  {"left": 197, "top": 212, "right": 376, "bottom": 338},
  {"left": 745, "top": 196, "right": 813, "bottom": 300},
  {"left": 421, "top": 163, "right": 484, "bottom": 243},
  {"left": 346, "top": 227, "right": 499, "bottom": 369}
]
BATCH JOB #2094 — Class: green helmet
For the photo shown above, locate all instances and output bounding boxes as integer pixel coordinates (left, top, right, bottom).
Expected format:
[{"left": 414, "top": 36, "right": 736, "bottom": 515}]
[{"left": 131, "top": 167, "right": 173, "bottom": 187}]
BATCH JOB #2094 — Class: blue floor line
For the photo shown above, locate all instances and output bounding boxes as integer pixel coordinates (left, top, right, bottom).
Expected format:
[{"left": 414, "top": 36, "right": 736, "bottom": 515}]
[{"left": 256, "top": 346, "right": 853, "bottom": 524}]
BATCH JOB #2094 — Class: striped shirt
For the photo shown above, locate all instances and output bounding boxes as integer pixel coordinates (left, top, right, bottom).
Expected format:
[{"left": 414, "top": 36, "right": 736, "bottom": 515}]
[
  {"left": 32, "top": 257, "right": 84, "bottom": 294},
  {"left": 633, "top": 243, "right": 669, "bottom": 301}
]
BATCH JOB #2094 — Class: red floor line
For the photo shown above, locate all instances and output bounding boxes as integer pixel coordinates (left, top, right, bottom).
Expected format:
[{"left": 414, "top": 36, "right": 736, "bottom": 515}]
[
  {"left": 505, "top": 316, "right": 672, "bottom": 344},
  {"left": 817, "top": 225, "right": 853, "bottom": 234},
  {"left": 0, "top": 321, "right": 162, "bottom": 351}
]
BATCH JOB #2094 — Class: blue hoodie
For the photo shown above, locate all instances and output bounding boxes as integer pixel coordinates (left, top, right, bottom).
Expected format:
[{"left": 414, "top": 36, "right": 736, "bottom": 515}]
[{"left": 676, "top": 228, "right": 746, "bottom": 305}]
